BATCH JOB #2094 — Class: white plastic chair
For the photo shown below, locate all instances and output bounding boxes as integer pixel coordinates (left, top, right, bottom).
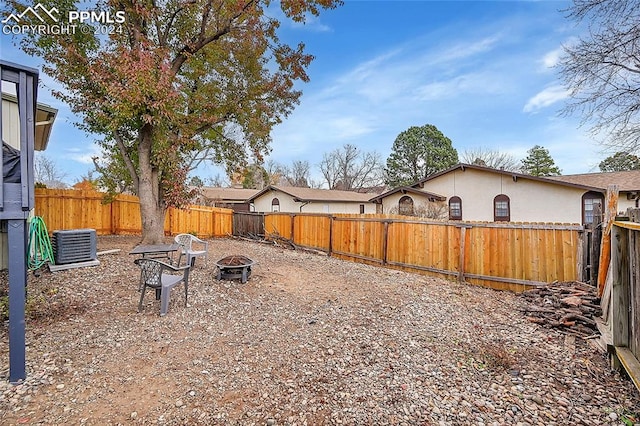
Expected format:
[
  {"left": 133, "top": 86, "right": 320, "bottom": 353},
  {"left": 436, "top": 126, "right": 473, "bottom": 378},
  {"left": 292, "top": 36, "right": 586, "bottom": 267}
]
[
  {"left": 174, "top": 233, "right": 209, "bottom": 267},
  {"left": 134, "top": 258, "right": 190, "bottom": 316}
]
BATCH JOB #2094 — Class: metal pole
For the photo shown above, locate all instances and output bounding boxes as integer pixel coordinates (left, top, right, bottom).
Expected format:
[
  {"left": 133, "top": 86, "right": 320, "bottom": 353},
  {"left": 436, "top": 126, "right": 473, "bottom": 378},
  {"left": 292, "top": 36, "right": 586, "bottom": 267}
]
[{"left": 7, "top": 219, "right": 27, "bottom": 383}]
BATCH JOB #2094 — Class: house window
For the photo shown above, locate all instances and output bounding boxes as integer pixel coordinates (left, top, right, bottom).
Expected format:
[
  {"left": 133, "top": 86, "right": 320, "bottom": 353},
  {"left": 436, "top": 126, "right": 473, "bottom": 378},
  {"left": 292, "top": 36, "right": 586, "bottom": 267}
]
[
  {"left": 449, "top": 196, "right": 462, "bottom": 220},
  {"left": 360, "top": 204, "right": 365, "bottom": 214},
  {"left": 582, "top": 192, "right": 604, "bottom": 225},
  {"left": 493, "top": 194, "right": 510, "bottom": 221},
  {"left": 271, "top": 197, "right": 280, "bottom": 212},
  {"left": 399, "top": 196, "right": 414, "bottom": 216}
]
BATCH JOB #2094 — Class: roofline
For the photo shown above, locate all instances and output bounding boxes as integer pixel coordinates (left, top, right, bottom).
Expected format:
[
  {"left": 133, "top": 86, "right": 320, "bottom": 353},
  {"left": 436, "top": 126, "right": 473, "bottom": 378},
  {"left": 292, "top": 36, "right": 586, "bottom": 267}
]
[
  {"left": 248, "top": 185, "right": 284, "bottom": 202},
  {"left": 413, "top": 163, "right": 606, "bottom": 193},
  {"left": 248, "top": 185, "right": 375, "bottom": 203},
  {"left": 369, "top": 186, "right": 446, "bottom": 203},
  {"left": 197, "top": 186, "right": 260, "bottom": 202},
  {"left": 2, "top": 92, "right": 58, "bottom": 151}
]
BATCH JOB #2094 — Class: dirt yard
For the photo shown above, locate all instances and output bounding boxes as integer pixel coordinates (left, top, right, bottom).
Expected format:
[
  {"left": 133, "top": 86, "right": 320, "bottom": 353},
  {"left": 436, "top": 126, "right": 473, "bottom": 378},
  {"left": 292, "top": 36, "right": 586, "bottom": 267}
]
[{"left": 1, "top": 235, "right": 639, "bottom": 425}]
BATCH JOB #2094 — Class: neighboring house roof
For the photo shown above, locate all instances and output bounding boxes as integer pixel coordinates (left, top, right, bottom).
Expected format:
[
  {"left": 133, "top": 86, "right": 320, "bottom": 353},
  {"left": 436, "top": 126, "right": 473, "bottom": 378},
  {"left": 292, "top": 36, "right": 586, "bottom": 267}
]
[
  {"left": 369, "top": 186, "right": 446, "bottom": 203},
  {"left": 412, "top": 163, "right": 606, "bottom": 193},
  {"left": 2, "top": 92, "right": 57, "bottom": 151},
  {"left": 546, "top": 170, "right": 640, "bottom": 192},
  {"left": 249, "top": 185, "right": 376, "bottom": 203},
  {"left": 200, "top": 187, "right": 260, "bottom": 202}
]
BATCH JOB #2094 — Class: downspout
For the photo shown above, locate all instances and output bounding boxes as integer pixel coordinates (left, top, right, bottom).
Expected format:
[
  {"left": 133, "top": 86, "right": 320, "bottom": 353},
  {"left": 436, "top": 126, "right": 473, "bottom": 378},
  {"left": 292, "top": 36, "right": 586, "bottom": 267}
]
[{"left": 300, "top": 201, "right": 310, "bottom": 212}]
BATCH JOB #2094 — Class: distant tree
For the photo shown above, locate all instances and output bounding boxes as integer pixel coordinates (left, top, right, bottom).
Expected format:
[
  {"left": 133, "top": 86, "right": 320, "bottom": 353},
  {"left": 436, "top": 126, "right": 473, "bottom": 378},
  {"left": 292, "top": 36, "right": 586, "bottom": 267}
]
[
  {"left": 34, "top": 153, "right": 67, "bottom": 188},
  {"left": 319, "top": 144, "right": 384, "bottom": 190},
  {"left": 461, "top": 147, "right": 519, "bottom": 171},
  {"left": 282, "top": 160, "right": 311, "bottom": 187},
  {"left": 520, "top": 145, "right": 562, "bottom": 176},
  {"left": 240, "top": 164, "right": 269, "bottom": 189},
  {"left": 385, "top": 124, "right": 458, "bottom": 187},
  {"left": 559, "top": 0, "right": 640, "bottom": 152},
  {"left": 598, "top": 151, "right": 640, "bottom": 172},
  {"left": 189, "top": 176, "right": 204, "bottom": 187},
  {"left": 72, "top": 171, "right": 99, "bottom": 190},
  {"left": 263, "top": 160, "right": 285, "bottom": 186},
  {"left": 92, "top": 153, "right": 134, "bottom": 197},
  {"left": 205, "top": 174, "right": 228, "bottom": 188}
]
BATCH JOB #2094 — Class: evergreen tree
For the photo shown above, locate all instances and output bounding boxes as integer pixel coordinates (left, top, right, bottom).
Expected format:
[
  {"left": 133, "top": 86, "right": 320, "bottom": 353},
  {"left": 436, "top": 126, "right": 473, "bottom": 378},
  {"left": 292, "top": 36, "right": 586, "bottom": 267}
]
[
  {"left": 520, "top": 145, "right": 562, "bottom": 176},
  {"left": 385, "top": 124, "right": 458, "bottom": 187},
  {"left": 598, "top": 152, "right": 640, "bottom": 172}
]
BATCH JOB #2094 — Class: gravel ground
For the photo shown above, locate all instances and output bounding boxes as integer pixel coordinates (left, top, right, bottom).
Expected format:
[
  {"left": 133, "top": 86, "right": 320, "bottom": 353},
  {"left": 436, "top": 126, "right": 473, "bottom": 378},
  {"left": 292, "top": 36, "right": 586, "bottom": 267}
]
[{"left": 1, "top": 235, "right": 639, "bottom": 426}]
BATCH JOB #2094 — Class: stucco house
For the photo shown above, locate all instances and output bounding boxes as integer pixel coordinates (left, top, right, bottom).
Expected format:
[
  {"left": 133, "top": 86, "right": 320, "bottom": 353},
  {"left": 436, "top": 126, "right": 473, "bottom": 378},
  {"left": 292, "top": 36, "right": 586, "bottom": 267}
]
[
  {"left": 248, "top": 186, "right": 378, "bottom": 214},
  {"left": 369, "top": 163, "right": 640, "bottom": 225}
]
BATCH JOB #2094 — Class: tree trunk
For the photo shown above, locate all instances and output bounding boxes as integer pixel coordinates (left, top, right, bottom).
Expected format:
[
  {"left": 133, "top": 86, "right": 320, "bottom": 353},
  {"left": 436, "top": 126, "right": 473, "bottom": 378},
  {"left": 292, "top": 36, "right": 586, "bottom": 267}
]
[
  {"left": 137, "top": 125, "right": 167, "bottom": 244},
  {"left": 138, "top": 184, "right": 166, "bottom": 244}
]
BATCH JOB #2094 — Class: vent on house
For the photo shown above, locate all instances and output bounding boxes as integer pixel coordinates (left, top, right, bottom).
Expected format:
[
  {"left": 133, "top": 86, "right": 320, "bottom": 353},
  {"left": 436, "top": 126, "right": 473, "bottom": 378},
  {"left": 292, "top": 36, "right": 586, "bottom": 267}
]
[{"left": 52, "top": 229, "right": 97, "bottom": 265}]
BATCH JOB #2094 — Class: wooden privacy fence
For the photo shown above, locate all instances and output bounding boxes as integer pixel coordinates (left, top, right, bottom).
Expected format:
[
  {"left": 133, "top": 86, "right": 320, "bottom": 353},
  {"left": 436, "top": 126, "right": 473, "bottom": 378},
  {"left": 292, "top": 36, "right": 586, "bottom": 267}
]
[
  {"left": 34, "top": 188, "right": 233, "bottom": 237},
  {"left": 235, "top": 212, "right": 583, "bottom": 292},
  {"left": 33, "top": 191, "right": 584, "bottom": 292}
]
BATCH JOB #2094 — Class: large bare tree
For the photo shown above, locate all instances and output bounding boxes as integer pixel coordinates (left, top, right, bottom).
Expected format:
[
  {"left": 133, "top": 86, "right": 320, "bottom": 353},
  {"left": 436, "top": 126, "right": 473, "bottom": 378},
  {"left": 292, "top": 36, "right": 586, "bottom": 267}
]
[
  {"left": 319, "top": 144, "right": 384, "bottom": 191},
  {"left": 461, "top": 147, "right": 519, "bottom": 171},
  {"left": 559, "top": 0, "right": 640, "bottom": 153},
  {"left": 282, "top": 160, "right": 311, "bottom": 187},
  {"left": 34, "top": 154, "right": 68, "bottom": 188}
]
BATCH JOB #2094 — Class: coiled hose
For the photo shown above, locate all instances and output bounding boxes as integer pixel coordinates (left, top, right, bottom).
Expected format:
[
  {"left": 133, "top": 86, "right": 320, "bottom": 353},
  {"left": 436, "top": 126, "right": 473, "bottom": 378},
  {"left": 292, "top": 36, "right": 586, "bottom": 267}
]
[{"left": 27, "top": 216, "right": 55, "bottom": 271}]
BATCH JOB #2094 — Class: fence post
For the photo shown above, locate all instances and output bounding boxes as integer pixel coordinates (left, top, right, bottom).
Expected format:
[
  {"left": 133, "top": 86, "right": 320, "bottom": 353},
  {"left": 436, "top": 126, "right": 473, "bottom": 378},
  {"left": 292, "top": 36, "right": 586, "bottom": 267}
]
[
  {"left": 291, "top": 214, "right": 295, "bottom": 242},
  {"left": 458, "top": 225, "right": 467, "bottom": 283},
  {"left": 382, "top": 221, "right": 388, "bottom": 265},
  {"left": 577, "top": 229, "right": 585, "bottom": 283},
  {"left": 598, "top": 185, "right": 619, "bottom": 296},
  {"left": 328, "top": 216, "right": 334, "bottom": 257}
]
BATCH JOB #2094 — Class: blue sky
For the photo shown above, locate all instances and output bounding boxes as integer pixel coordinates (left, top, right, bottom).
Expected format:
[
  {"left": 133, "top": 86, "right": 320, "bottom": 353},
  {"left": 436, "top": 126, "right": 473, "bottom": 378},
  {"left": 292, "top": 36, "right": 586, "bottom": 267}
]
[{"left": 1, "top": 0, "right": 605, "bottom": 186}]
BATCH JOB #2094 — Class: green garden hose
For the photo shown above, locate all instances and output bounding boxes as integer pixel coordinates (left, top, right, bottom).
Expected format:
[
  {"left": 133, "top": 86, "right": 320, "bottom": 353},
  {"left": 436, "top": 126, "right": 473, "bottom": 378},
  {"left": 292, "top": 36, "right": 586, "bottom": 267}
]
[{"left": 27, "top": 216, "right": 55, "bottom": 271}]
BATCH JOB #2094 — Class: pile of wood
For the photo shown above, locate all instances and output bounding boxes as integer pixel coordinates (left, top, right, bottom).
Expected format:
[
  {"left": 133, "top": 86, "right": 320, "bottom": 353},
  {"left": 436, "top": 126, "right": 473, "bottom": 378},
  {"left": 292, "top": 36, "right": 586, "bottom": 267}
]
[{"left": 520, "top": 281, "right": 602, "bottom": 338}]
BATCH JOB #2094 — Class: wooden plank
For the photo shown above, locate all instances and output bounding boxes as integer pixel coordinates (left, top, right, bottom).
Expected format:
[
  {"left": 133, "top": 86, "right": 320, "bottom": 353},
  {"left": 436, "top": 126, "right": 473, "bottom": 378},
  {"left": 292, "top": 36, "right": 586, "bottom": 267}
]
[
  {"left": 463, "top": 272, "right": 546, "bottom": 287},
  {"left": 598, "top": 185, "right": 619, "bottom": 296},
  {"left": 631, "top": 228, "right": 640, "bottom": 358},
  {"left": 614, "top": 347, "right": 640, "bottom": 393},
  {"left": 611, "top": 226, "right": 630, "bottom": 347},
  {"left": 614, "top": 220, "right": 640, "bottom": 231}
]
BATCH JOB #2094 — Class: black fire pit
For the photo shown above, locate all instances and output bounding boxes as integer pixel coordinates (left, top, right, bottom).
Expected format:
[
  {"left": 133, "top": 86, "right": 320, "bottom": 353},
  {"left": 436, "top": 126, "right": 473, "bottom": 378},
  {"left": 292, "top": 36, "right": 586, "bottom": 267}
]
[{"left": 215, "top": 255, "right": 254, "bottom": 283}]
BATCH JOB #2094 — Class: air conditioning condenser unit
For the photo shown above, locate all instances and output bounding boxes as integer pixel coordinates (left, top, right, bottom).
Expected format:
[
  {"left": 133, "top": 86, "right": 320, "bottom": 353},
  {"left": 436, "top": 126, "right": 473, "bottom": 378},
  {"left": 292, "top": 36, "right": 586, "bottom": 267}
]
[{"left": 52, "top": 229, "right": 97, "bottom": 265}]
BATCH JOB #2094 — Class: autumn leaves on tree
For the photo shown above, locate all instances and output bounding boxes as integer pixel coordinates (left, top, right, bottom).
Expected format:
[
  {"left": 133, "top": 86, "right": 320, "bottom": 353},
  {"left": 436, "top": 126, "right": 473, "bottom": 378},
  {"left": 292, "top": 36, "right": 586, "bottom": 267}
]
[{"left": 9, "top": 0, "right": 341, "bottom": 243}]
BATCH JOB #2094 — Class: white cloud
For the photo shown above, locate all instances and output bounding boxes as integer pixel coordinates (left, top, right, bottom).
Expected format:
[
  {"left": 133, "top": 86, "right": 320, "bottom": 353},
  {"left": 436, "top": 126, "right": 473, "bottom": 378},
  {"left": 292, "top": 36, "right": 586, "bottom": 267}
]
[
  {"left": 523, "top": 85, "right": 569, "bottom": 113},
  {"left": 541, "top": 47, "right": 562, "bottom": 69},
  {"left": 431, "top": 35, "right": 502, "bottom": 66},
  {"left": 66, "top": 144, "right": 101, "bottom": 165},
  {"left": 328, "top": 116, "right": 375, "bottom": 140}
]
